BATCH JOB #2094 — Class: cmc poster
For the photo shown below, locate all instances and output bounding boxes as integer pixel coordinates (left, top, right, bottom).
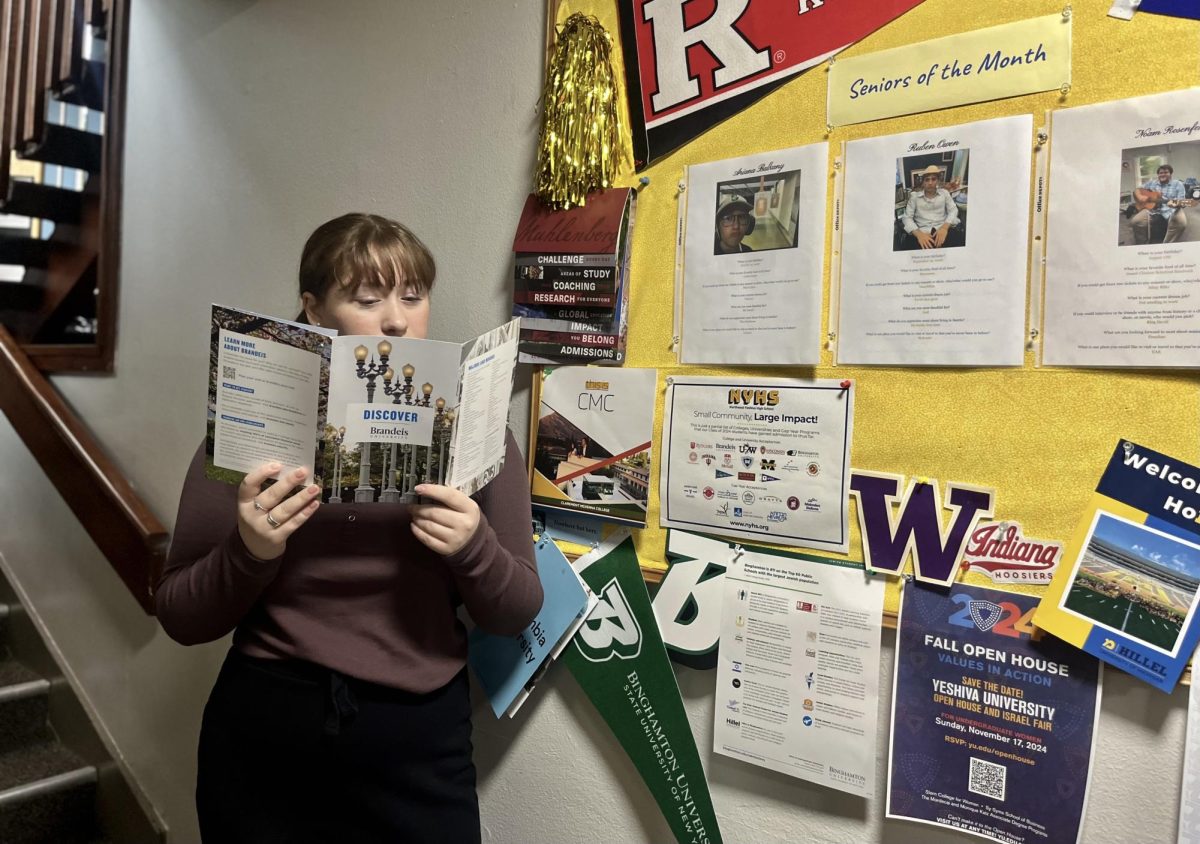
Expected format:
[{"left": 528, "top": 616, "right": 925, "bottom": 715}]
[
  {"left": 617, "top": 0, "right": 926, "bottom": 168},
  {"left": 888, "top": 582, "right": 1101, "bottom": 844}
]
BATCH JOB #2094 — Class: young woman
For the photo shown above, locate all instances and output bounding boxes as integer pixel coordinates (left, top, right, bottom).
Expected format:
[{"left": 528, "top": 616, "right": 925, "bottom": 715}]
[{"left": 156, "top": 213, "right": 543, "bottom": 843}]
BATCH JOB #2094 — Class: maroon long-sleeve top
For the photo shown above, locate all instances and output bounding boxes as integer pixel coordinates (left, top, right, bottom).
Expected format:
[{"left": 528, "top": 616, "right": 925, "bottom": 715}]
[{"left": 156, "top": 432, "right": 543, "bottom": 693}]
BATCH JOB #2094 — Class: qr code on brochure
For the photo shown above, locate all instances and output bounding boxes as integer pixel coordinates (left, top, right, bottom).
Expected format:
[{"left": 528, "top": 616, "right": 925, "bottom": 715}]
[
  {"left": 223, "top": 365, "right": 236, "bottom": 380},
  {"left": 968, "top": 756, "right": 1006, "bottom": 801}
]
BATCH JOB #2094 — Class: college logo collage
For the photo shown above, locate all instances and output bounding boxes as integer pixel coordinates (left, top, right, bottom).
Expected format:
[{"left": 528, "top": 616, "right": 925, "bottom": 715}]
[{"left": 686, "top": 438, "right": 825, "bottom": 527}]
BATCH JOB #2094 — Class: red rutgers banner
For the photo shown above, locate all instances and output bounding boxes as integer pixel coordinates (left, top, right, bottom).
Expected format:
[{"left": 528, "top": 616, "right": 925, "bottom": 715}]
[{"left": 619, "top": 0, "right": 926, "bottom": 169}]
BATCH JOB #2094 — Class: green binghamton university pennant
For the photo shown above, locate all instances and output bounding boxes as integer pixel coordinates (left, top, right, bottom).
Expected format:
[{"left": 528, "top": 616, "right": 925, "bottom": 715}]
[{"left": 562, "top": 531, "right": 722, "bottom": 844}]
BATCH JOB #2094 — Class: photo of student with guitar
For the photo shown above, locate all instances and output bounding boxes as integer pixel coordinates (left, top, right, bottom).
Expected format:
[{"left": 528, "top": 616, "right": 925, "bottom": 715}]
[{"left": 1126, "top": 163, "right": 1196, "bottom": 245}]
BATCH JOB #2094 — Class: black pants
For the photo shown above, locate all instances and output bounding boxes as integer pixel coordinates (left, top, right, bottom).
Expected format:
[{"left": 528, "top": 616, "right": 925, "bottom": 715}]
[
  {"left": 197, "top": 650, "right": 480, "bottom": 844},
  {"left": 899, "top": 225, "right": 965, "bottom": 250}
]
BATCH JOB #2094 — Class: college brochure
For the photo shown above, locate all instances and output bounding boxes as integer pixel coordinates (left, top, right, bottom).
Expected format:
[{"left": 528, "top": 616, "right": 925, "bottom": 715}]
[
  {"left": 469, "top": 537, "right": 595, "bottom": 718},
  {"left": 529, "top": 366, "right": 656, "bottom": 527},
  {"left": 511, "top": 188, "right": 635, "bottom": 365},
  {"left": 206, "top": 304, "right": 519, "bottom": 500}
]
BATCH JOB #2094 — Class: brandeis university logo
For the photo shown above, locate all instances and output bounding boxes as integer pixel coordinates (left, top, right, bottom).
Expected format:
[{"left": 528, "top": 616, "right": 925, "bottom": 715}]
[{"left": 574, "top": 578, "right": 643, "bottom": 662}]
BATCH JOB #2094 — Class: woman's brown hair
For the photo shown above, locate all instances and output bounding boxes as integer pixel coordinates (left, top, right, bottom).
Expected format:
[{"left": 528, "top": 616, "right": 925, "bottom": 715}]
[{"left": 298, "top": 214, "right": 436, "bottom": 310}]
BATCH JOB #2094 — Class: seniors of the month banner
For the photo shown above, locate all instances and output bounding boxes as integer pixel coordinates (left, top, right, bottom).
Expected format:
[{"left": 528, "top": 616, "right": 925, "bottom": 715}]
[
  {"left": 562, "top": 531, "right": 722, "bottom": 844},
  {"left": 1034, "top": 440, "right": 1200, "bottom": 693},
  {"left": 617, "top": 0, "right": 927, "bottom": 169},
  {"left": 678, "top": 143, "right": 826, "bottom": 365},
  {"left": 827, "top": 13, "right": 1070, "bottom": 127},
  {"left": 889, "top": 582, "right": 1101, "bottom": 844},
  {"left": 659, "top": 376, "right": 854, "bottom": 553},
  {"left": 1042, "top": 88, "right": 1200, "bottom": 368},
  {"left": 835, "top": 114, "right": 1032, "bottom": 366}
]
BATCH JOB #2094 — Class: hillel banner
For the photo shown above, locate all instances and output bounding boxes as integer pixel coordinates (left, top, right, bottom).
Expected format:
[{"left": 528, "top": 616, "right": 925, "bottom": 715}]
[
  {"left": 563, "top": 530, "right": 722, "bottom": 844},
  {"left": 1034, "top": 440, "right": 1200, "bottom": 693},
  {"left": 888, "top": 582, "right": 1101, "bottom": 844},
  {"left": 617, "top": 0, "right": 926, "bottom": 169}
]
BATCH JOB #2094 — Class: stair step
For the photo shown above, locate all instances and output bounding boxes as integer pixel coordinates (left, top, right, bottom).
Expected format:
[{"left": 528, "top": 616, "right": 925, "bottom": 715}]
[
  {"left": 0, "top": 660, "right": 50, "bottom": 755},
  {"left": 2, "top": 183, "right": 84, "bottom": 225},
  {"left": 0, "top": 747, "right": 98, "bottom": 844},
  {"left": 0, "top": 234, "right": 53, "bottom": 268},
  {"left": 56, "top": 60, "right": 107, "bottom": 112},
  {"left": 0, "top": 742, "right": 90, "bottom": 795},
  {"left": 21, "top": 125, "right": 104, "bottom": 173}
]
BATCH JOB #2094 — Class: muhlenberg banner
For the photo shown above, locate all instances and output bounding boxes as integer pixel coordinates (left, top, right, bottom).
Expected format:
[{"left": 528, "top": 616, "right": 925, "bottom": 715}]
[{"left": 617, "top": 0, "right": 927, "bottom": 169}]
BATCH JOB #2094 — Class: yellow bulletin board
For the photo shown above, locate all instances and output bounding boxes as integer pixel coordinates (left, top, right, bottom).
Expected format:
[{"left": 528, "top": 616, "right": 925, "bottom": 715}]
[{"left": 544, "top": 0, "right": 1200, "bottom": 637}]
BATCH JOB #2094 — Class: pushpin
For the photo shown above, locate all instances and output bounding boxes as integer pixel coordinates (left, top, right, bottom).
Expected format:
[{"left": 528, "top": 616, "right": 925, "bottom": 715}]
[
  {"left": 638, "top": 176, "right": 650, "bottom": 187},
  {"left": 840, "top": 379, "right": 852, "bottom": 390},
  {"left": 732, "top": 544, "right": 745, "bottom": 562}
]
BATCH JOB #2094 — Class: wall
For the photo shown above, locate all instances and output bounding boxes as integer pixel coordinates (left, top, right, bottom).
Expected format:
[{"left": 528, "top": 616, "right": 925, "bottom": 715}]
[
  {"left": 0, "top": 0, "right": 1194, "bottom": 842},
  {"left": 0, "top": 1, "right": 541, "bottom": 840}
]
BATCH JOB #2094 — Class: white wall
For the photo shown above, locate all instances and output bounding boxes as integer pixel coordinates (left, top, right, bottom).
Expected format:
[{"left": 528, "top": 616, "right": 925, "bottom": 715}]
[{"left": 0, "top": 0, "right": 1192, "bottom": 842}]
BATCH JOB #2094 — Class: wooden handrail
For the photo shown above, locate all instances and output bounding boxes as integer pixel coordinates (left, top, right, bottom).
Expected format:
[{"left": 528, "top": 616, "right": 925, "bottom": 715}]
[{"left": 0, "top": 325, "right": 165, "bottom": 612}]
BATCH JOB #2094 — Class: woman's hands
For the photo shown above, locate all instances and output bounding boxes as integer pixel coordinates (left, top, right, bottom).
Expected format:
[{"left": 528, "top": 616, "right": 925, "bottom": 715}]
[
  {"left": 411, "top": 484, "right": 481, "bottom": 556},
  {"left": 237, "top": 464, "right": 321, "bottom": 561}
]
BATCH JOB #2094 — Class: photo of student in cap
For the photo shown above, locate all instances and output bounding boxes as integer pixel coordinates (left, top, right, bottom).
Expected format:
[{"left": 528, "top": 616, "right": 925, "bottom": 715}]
[
  {"left": 899, "top": 165, "right": 965, "bottom": 251},
  {"left": 714, "top": 194, "right": 756, "bottom": 255}
]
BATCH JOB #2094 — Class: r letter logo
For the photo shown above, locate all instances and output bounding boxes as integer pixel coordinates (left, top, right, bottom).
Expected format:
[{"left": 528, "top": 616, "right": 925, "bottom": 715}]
[{"left": 642, "top": 0, "right": 771, "bottom": 114}]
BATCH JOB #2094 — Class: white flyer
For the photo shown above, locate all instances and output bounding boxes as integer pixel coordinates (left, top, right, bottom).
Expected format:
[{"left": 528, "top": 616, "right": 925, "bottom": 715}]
[
  {"left": 837, "top": 115, "right": 1032, "bottom": 366},
  {"left": 678, "top": 143, "right": 827, "bottom": 365},
  {"left": 1182, "top": 676, "right": 1200, "bottom": 844},
  {"left": 659, "top": 376, "right": 854, "bottom": 553},
  {"left": 714, "top": 544, "right": 885, "bottom": 797},
  {"left": 1043, "top": 88, "right": 1200, "bottom": 367}
]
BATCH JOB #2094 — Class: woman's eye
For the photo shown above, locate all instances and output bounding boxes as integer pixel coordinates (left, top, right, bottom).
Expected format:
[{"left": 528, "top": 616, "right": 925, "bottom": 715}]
[{"left": 355, "top": 298, "right": 380, "bottom": 306}]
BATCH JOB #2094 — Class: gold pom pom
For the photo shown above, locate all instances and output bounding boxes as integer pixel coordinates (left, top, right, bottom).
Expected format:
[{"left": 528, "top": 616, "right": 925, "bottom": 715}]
[{"left": 535, "top": 13, "right": 622, "bottom": 210}]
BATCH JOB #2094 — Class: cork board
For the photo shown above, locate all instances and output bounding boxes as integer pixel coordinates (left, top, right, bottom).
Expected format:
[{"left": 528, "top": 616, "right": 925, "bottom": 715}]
[{"left": 545, "top": 0, "right": 1200, "bottom": 634}]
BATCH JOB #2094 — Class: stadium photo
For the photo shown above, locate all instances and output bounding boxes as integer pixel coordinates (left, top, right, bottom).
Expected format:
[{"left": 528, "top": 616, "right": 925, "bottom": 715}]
[{"left": 1060, "top": 511, "right": 1200, "bottom": 654}]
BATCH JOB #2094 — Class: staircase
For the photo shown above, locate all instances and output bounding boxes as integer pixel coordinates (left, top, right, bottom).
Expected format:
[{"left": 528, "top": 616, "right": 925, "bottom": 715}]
[
  {"left": 0, "top": 569, "right": 162, "bottom": 843},
  {"left": 1, "top": 0, "right": 127, "bottom": 373}
]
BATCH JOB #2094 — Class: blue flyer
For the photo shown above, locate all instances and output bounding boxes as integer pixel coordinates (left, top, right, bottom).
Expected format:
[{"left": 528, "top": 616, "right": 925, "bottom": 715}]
[
  {"left": 1035, "top": 440, "right": 1200, "bottom": 693},
  {"left": 888, "top": 582, "right": 1101, "bottom": 844},
  {"left": 468, "top": 537, "right": 590, "bottom": 717}
]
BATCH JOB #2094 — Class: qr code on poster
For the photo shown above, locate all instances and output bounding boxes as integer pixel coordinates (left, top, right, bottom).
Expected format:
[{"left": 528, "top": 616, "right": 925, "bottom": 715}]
[
  {"left": 223, "top": 366, "right": 236, "bottom": 380},
  {"left": 968, "top": 756, "right": 1006, "bottom": 801}
]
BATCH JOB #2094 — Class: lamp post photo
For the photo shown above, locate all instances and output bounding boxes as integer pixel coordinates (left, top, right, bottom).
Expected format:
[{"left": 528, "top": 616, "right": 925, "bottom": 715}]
[
  {"left": 353, "top": 340, "right": 392, "bottom": 503},
  {"left": 327, "top": 426, "right": 346, "bottom": 503},
  {"left": 382, "top": 362, "right": 420, "bottom": 501}
]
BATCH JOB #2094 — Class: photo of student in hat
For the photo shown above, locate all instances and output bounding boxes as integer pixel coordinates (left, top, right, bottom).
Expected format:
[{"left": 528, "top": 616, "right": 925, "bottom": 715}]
[{"left": 714, "top": 194, "right": 756, "bottom": 255}]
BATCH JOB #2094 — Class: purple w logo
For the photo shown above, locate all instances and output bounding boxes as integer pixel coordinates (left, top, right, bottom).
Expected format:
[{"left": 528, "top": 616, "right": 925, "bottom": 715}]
[{"left": 849, "top": 472, "right": 995, "bottom": 587}]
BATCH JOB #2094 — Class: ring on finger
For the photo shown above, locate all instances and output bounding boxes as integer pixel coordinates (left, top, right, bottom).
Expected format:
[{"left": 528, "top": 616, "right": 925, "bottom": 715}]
[
  {"left": 265, "top": 511, "right": 282, "bottom": 529},
  {"left": 253, "top": 499, "right": 267, "bottom": 512}
]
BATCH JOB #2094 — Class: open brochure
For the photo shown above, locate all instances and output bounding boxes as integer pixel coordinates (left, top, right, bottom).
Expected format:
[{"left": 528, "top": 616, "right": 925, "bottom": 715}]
[{"left": 206, "top": 304, "right": 519, "bottom": 500}]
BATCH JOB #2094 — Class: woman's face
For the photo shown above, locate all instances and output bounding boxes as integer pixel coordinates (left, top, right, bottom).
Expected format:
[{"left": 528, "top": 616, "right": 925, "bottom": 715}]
[{"left": 303, "top": 281, "right": 430, "bottom": 339}]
